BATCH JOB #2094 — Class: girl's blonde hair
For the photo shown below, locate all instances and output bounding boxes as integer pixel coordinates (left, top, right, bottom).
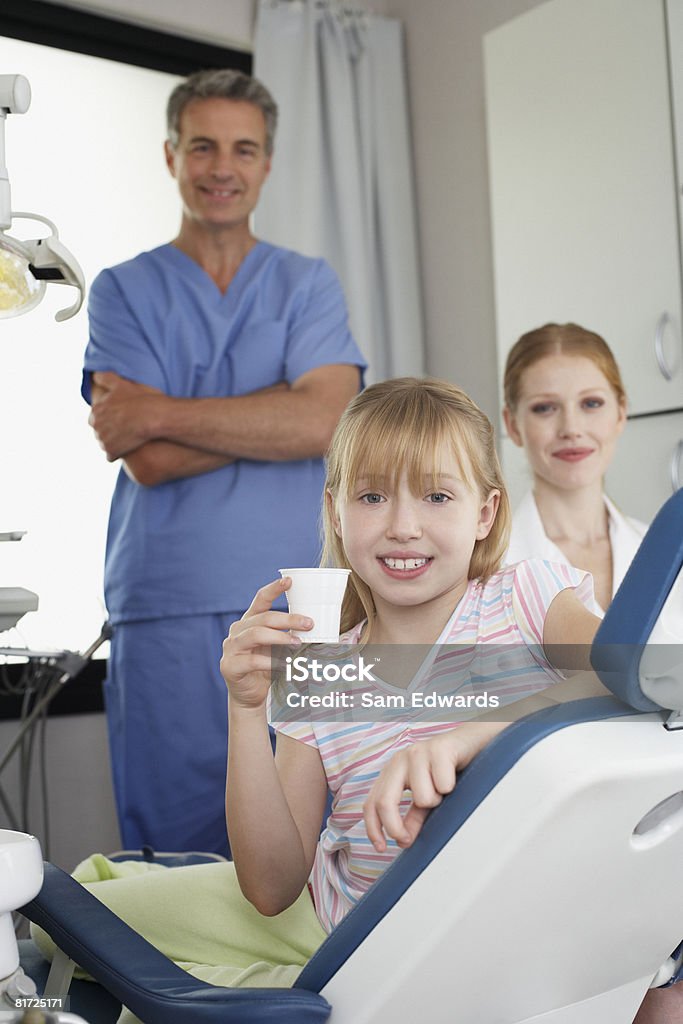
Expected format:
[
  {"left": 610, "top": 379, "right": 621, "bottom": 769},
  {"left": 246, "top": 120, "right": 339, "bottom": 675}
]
[
  {"left": 322, "top": 377, "right": 511, "bottom": 637},
  {"left": 503, "top": 323, "right": 626, "bottom": 412}
]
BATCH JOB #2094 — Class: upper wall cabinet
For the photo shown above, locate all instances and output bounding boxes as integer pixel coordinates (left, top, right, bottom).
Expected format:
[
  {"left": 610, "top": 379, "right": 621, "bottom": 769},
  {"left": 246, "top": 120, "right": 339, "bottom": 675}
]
[{"left": 484, "top": 0, "right": 683, "bottom": 417}]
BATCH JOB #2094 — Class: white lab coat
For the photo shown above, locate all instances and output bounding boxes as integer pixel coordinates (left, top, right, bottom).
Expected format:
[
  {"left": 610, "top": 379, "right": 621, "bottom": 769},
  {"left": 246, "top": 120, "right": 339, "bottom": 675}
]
[{"left": 505, "top": 490, "right": 647, "bottom": 616}]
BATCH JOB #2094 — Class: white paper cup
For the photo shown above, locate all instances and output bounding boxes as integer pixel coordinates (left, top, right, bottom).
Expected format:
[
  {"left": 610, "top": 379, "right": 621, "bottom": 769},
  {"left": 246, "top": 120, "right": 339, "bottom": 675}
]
[{"left": 279, "top": 568, "right": 351, "bottom": 643}]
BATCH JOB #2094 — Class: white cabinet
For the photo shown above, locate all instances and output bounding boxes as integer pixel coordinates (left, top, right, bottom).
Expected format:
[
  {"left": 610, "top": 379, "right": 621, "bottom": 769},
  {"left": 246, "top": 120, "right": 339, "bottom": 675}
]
[
  {"left": 484, "top": 0, "right": 683, "bottom": 419},
  {"left": 605, "top": 412, "right": 683, "bottom": 523},
  {"left": 668, "top": 0, "right": 683, "bottom": 262}
]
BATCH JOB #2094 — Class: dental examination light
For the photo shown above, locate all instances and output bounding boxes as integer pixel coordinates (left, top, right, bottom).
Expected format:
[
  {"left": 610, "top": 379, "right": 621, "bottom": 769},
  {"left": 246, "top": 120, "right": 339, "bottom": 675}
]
[{"left": 0, "top": 74, "right": 84, "bottom": 322}]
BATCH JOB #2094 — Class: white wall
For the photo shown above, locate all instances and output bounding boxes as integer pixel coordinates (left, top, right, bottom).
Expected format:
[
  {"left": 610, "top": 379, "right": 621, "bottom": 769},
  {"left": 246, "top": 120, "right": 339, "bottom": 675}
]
[{"left": 366, "top": 0, "right": 547, "bottom": 423}]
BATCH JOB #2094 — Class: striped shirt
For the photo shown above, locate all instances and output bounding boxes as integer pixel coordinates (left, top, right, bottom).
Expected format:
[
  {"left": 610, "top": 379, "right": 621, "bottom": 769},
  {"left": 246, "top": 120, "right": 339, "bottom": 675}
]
[{"left": 272, "top": 559, "right": 593, "bottom": 932}]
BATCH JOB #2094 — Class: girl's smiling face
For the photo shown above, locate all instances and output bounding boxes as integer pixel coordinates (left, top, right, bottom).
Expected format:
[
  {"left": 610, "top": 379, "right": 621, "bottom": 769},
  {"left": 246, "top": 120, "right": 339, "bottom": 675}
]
[
  {"left": 329, "top": 441, "right": 499, "bottom": 624},
  {"left": 504, "top": 354, "right": 626, "bottom": 492}
]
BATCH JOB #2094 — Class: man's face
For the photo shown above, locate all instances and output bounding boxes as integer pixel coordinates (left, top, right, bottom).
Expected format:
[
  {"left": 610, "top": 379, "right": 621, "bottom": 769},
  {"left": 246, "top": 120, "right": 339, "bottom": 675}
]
[{"left": 165, "top": 97, "right": 272, "bottom": 231}]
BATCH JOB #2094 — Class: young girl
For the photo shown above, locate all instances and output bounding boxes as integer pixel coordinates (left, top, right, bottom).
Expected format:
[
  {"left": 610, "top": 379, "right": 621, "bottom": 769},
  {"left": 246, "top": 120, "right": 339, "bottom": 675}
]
[
  {"left": 34, "top": 376, "right": 643, "bottom": 1024},
  {"left": 224, "top": 376, "right": 604, "bottom": 932}
]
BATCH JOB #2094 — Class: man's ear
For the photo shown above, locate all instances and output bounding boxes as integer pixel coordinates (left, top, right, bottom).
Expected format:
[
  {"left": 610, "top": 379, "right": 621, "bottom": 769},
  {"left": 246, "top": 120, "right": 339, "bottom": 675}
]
[
  {"left": 476, "top": 489, "right": 501, "bottom": 540},
  {"left": 503, "top": 406, "right": 523, "bottom": 447},
  {"left": 326, "top": 489, "right": 341, "bottom": 537},
  {"left": 164, "top": 140, "right": 177, "bottom": 178}
]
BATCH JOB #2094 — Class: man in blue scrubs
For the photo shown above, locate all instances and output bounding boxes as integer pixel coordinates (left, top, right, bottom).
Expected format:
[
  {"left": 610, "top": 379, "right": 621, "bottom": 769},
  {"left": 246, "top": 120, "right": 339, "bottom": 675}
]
[{"left": 83, "top": 69, "right": 365, "bottom": 855}]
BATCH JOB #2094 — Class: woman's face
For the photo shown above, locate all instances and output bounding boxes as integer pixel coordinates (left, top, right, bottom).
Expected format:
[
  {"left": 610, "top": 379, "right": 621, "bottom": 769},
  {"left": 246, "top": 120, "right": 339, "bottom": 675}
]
[{"left": 504, "top": 354, "right": 626, "bottom": 492}]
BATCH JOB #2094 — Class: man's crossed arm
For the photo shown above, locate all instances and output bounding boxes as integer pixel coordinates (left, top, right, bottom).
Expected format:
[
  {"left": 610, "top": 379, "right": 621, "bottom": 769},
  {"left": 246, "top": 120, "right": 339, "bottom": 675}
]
[{"left": 88, "top": 364, "right": 361, "bottom": 486}]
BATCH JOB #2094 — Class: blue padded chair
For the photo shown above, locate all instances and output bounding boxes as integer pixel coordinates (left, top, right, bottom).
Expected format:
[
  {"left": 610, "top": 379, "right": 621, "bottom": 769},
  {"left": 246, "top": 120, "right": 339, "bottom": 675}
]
[{"left": 19, "top": 489, "right": 683, "bottom": 1024}]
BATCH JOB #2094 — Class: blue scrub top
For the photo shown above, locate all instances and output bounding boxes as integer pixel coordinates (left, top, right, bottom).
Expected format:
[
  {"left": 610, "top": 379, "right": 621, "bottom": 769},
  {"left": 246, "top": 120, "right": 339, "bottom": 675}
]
[{"left": 83, "top": 242, "right": 366, "bottom": 624}]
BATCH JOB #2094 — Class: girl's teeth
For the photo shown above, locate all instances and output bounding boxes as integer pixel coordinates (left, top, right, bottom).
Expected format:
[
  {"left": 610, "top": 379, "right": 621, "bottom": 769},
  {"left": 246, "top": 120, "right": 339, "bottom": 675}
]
[{"left": 383, "top": 557, "right": 427, "bottom": 570}]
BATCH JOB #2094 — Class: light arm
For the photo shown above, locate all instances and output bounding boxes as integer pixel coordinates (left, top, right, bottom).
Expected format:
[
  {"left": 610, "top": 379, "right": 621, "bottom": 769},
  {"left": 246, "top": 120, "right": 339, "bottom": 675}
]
[
  {"left": 90, "top": 377, "right": 235, "bottom": 486},
  {"left": 119, "top": 377, "right": 303, "bottom": 485},
  {"left": 226, "top": 717, "right": 327, "bottom": 916},
  {"left": 90, "top": 363, "right": 361, "bottom": 466},
  {"left": 148, "top": 363, "right": 360, "bottom": 461},
  {"left": 221, "top": 578, "right": 328, "bottom": 915},
  {"left": 542, "top": 588, "right": 605, "bottom": 675},
  {"left": 121, "top": 441, "right": 235, "bottom": 486},
  {"left": 92, "top": 371, "right": 351, "bottom": 487}
]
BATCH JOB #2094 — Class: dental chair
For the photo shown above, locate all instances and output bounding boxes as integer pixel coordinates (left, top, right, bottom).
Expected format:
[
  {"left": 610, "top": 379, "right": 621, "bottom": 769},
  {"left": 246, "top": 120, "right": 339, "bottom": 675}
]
[{"left": 17, "top": 488, "right": 683, "bottom": 1024}]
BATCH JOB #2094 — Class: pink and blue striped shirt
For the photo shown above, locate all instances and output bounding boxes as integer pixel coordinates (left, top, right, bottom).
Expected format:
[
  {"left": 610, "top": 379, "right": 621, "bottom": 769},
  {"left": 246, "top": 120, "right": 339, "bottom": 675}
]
[{"left": 272, "top": 559, "right": 593, "bottom": 932}]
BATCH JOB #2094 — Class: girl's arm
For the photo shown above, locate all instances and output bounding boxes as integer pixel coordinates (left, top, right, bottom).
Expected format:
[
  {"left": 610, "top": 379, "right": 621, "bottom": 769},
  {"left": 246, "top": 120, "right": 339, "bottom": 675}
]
[
  {"left": 542, "top": 587, "right": 604, "bottom": 673},
  {"left": 363, "top": 721, "right": 507, "bottom": 853},
  {"left": 364, "top": 665, "right": 607, "bottom": 853},
  {"left": 223, "top": 578, "right": 328, "bottom": 916},
  {"left": 365, "top": 588, "right": 609, "bottom": 853},
  {"left": 227, "top": 710, "right": 327, "bottom": 915}
]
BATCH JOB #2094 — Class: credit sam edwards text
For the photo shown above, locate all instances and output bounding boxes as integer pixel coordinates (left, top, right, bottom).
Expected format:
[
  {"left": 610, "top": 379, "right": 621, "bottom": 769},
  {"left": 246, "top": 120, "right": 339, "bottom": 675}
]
[{"left": 283, "top": 655, "right": 500, "bottom": 710}]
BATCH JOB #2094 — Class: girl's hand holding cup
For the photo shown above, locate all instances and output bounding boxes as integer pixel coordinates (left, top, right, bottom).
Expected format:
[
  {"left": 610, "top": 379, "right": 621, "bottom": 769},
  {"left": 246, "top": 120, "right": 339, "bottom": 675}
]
[{"left": 220, "top": 577, "right": 313, "bottom": 711}]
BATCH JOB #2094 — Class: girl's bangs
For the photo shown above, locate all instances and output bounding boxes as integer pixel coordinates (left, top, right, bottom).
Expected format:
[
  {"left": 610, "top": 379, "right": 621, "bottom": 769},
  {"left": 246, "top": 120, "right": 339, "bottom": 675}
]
[{"left": 339, "top": 407, "right": 473, "bottom": 497}]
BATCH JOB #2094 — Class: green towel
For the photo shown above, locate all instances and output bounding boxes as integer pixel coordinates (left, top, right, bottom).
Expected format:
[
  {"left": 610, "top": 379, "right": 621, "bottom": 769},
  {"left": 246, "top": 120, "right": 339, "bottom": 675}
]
[{"left": 31, "top": 854, "right": 327, "bottom": 1024}]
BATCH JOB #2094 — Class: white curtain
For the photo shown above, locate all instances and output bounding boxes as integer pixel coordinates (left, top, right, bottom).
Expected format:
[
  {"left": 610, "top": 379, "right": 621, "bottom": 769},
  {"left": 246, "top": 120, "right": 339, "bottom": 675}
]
[{"left": 253, "top": 0, "right": 425, "bottom": 382}]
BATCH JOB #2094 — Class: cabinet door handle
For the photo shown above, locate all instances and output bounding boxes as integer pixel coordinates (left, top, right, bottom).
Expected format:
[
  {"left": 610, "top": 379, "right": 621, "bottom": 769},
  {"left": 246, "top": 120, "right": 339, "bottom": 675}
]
[
  {"left": 654, "top": 312, "right": 678, "bottom": 381},
  {"left": 671, "top": 440, "right": 683, "bottom": 493}
]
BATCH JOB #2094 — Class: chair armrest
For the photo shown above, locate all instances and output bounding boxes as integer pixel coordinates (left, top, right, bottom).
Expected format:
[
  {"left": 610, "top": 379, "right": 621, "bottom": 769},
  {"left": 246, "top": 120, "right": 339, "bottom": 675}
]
[
  {"left": 592, "top": 487, "right": 683, "bottom": 710},
  {"left": 296, "top": 696, "right": 637, "bottom": 993},
  {"left": 20, "top": 863, "right": 330, "bottom": 1024}
]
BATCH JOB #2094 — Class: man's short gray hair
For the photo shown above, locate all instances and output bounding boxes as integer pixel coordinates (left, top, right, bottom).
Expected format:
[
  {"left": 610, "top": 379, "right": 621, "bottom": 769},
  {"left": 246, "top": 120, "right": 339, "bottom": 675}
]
[{"left": 166, "top": 69, "right": 278, "bottom": 155}]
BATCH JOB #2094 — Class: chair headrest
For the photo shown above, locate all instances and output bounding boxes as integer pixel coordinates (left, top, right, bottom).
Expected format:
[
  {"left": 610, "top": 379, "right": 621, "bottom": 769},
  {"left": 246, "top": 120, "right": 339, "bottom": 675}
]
[{"left": 591, "top": 489, "right": 683, "bottom": 712}]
